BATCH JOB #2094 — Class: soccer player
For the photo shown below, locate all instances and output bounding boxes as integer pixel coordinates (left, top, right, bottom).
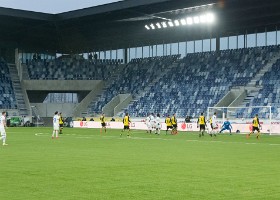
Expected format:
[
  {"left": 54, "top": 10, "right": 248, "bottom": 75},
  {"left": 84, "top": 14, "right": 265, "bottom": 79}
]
[
  {"left": 165, "top": 115, "right": 173, "bottom": 135},
  {"left": 145, "top": 114, "right": 151, "bottom": 134},
  {"left": 150, "top": 113, "right": 155, "bottom": 133},
  {"left": 100, "top": 113, "right": 106, "bottom": 133},
  {"left": 171, "top": 113, "right": 178, "bottom": 135},
  {"left": 59, "top": 112, "right": 64, "bottom": 134},
  {"left": 121, "top": 113, "right": 131, "bottom": 137},
  {"left": 155, "top": 114, "right": 161, "bottom": 135},
  {"left": 210, "top": 112, "right": 218, "bottom": 137},
  {"left": 247, "top": 114, "right": 261, "bottom": 139},
  {"left": 220, "top": 119, "right": 232, "bottom": 135},
  {"left": 0, "top": 111, "right": 8, "bottom": 145},
  {"left": 197, "top": 113, "right": 206, "bottom": 137},
  {"left": 52, "top": 111, "right": 60, "bottom": 139}
]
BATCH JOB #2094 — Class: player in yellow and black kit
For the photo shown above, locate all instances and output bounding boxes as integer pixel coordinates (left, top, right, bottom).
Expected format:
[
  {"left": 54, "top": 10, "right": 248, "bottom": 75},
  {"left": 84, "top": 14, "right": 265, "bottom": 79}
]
[
  {"left": 165, "top": 115, "right": 173, "bottom": 135},
  {"left": 59, "top": 112, "right": 64, "bottom": 134},
  {"left": 197, "top": 113, "right": 206, "bottom": 137},
  {"left": 100, "top": 113, "right": 106, "bottom": 133},
  {"left": 171, "top": 114, "right": 178, "bottom": 135},
  {"left": 121, "top": 113, "right": 131, "bottom": 137},
  {"left": 247, "top": 114, "right": 261, "bottom": 139}
]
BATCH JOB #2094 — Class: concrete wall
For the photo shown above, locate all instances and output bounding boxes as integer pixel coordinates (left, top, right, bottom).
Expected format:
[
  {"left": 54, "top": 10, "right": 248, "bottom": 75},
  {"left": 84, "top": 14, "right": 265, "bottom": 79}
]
[
  {"left": 23, "top": 80, "right": 102, "bottom": 91},
  {"left": 31, "top": 103, "right": 78, "bottom": 117},
  {"left": 102, "top": 94, "right": 132, "bottom": 117},
  {"left": 215, "top": 89, "right": 245, "bottom": 107},
  {"left": 72, "top": 81, "right": 104, "bottom": 117},
  {"left": 114, "top": 94, "right": 132, "bottom": 116}
]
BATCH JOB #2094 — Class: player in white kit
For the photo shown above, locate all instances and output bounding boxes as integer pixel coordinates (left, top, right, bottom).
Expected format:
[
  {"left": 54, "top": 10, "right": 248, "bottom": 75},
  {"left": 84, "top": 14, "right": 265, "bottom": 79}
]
[
  {"left": 150, "top": 113, "right": 155, "bottom": 133},
  {"left": 145, "top": 114, "right": 152, "bottom": 133},
  {"left": 155, "top": 114, "right": 161, "bottom": 135},
  {"left": 210, "top": 112, "right": 218, "bottom": 137},
  {"left": 0, "top": 111, "right": 8, "bottom": 146},
  {"left": 52, "top": 111, "right": 60, "bottom": 139}
]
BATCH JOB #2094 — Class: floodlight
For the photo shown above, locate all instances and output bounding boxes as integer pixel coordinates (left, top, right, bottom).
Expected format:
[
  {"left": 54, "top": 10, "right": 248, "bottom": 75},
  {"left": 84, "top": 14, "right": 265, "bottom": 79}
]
[
  {"left": 180, "top": 19, "right": 187, "bottom": 25},
  {"left": 186, "top": 17, "right": 193, "bottom": 25},
  {"left": 193, "top": 16, "right": 200, "bottom": 24},
  {"left": 206, "top": 13, "right": 215, "bottom": 23},
  {"left": 145, "top": 25, "right": 150, "bottom": 30},
  {"left": 168, "top": 21, "right": 174, "bottom": 27},
  {"left": 174, "top": 20, "right": 180, "bottom": 26},
  {"left": 150, "top": 24, "right": 155, "bottom": 29},
  {"left": 162, "top": 22, "right": 167, "bottom": 28},
  {"left": 156, "top": 23, "right": 162, "bottom": 29},
  {"left": 200, "top": 15, "right": 207, "bottom": 23}
]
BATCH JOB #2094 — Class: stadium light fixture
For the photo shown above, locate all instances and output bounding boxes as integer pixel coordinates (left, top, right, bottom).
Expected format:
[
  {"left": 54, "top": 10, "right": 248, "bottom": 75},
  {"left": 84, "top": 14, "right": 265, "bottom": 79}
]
[
  {"left": 180, "top": 19, "right": 187, "bottom": 25},
  {"left": 156, "top": 23, "right": 162, "bottom": 29},
  {"left": 174, "top": 20, "right": 180, "bottom": 26},
  {"left": 162, "top": 22, "right": 167, "bottom": 28},
  {"left": 186, "top": 17, "right": 193, "bottom": 25},
  {"left": 144, "top": 13, "right": 215, "bottom": 30},
  {"left": 206, "top": 13, "right": 215, "bottom": 23},
  {"left": 200, "top": 15, "right": 207, "bottom": 23},
  {"left": 193, "top": 16, "right": 200, "bottom": 24},
  {"left": 168, "top": 21, "right": 174, "bottom": 27}
]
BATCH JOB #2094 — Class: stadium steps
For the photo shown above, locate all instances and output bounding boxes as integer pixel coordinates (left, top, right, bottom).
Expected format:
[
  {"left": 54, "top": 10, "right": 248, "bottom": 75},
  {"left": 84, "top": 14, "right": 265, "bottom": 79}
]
[
  {"left": 117, "top": 62, "right": 179, "bottom": 115},
  {"left": 246, "top": 53, "right": 280, "bottom": 88},
  {"left": 8, "top": 64, "right": 29, "bottom": 116},
  {"left": 85, "top": 64, "right": 127, "bottom": 115}
]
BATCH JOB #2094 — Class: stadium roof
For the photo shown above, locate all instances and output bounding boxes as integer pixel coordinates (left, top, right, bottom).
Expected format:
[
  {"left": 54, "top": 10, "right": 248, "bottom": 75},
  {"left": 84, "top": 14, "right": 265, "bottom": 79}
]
[{"left": 0, "top": 0, "right": 280, "bottom": 53}]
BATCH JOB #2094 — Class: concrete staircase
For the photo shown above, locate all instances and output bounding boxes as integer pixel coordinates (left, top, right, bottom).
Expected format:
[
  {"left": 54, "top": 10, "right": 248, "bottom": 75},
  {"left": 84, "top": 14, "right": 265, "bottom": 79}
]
[
  {"left": 8, "top": 64, "right": 29, "bottom": 116},
  {"left": 117, "top": 62, "right": 179, "bottom": 116},
  {"left": 84, "top": 63, "right": 127, "bottom": 116},
  {"left": 246, "top": 54, "right": 280, "bottom": 89}
]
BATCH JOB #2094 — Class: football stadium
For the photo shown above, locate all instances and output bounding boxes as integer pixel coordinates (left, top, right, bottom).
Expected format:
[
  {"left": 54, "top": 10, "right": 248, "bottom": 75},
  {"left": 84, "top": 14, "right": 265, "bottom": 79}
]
[{"left": 1, "top": 0, "right": 280, "bottom": 199}]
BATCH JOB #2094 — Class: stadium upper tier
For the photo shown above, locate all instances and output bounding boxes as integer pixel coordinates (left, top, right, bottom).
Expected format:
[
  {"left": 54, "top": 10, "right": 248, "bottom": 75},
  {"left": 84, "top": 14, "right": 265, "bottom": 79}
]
[
  {"left": 27, "top": 59, "right": 121, "bottom": 80},
  {"left": 125, "top": 46, "right": 278, "bottom": 118},
  {"left": 0, "top": 58, "right": 17, "bottom": 109},
  {"left": 86, "top": 45, "right": 279, "bottom": 118}
]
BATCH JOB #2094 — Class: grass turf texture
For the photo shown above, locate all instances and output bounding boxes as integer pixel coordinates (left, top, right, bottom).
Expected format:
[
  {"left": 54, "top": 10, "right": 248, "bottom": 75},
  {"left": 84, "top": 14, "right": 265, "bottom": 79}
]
[{"left": 1, "top": 127, "right": 280, "bottom": 200}]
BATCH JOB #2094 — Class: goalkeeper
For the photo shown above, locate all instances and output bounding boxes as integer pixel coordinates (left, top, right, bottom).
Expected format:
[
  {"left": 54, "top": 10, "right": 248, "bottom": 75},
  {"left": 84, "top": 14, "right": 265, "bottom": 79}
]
[{"left": 219, "top": 119, "right": 232, "bottom": 134}]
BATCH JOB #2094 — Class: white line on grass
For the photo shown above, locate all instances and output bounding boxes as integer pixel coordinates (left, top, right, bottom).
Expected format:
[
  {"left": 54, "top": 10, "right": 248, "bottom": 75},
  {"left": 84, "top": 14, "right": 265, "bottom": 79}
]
[{"left": 34, "top": 132, "right": 280, "bottom": 146}]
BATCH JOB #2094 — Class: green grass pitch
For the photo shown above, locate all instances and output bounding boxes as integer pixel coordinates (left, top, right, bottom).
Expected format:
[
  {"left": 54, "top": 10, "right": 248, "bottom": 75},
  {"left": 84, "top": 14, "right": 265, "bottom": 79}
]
[{"left": 1, "top": 127, "right": 280, "bottom": 200}]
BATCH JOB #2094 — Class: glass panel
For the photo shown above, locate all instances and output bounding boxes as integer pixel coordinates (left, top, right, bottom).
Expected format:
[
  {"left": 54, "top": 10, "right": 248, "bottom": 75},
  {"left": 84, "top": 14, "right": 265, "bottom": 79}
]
[
  {"left": 203, "top": 39, "right": 210, "bottom": 52},
  {"left": 157, "top": 45, "right": 164, "bottom": 56},
  {"left": 187, "top": 41, "right": 194, "bottom": 53},
  {"left": 179, "top": 42, "right": 186, "bottom": 57},
  {"left": 257, "top": 32, "right": 265, "bottom": 47},
  {"left": 238, "top": 35, "right": 244, "bottom": 48},
  {"left": 229, "top": 36, "right": 237, "bottom": 49},
  {"left": 267, "top": 31, "right": 276, "bottom": 46},
  {"left": 143, "top": 46, "right": 149, "bottom": 58},
  {"left": 195, "top": 40, "right": 202, "bottom": 52},
  {"left": 170, "top": 43, "right": 178, "bottom": 55},
  {"left": 211, "top": 38, "right": 216, "bottom": 51},
  {"left": 220, "top": 37, "right": 228, "bottom": 50},
  {"left": 247, "top": 33, "right": 256, "bottom": 48}
]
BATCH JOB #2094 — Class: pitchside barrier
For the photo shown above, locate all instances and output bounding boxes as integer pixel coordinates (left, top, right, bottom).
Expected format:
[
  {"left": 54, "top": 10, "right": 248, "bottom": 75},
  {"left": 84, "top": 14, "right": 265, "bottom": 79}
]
[{"left": 73, "top": 119, "right": 280, "bottom": 134}]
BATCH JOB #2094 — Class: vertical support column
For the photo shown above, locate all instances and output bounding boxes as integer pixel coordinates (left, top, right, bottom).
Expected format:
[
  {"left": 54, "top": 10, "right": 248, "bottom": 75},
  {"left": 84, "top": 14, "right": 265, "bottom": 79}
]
[{"left": 124, "top": 48, "right": 128, "bottom": 64}]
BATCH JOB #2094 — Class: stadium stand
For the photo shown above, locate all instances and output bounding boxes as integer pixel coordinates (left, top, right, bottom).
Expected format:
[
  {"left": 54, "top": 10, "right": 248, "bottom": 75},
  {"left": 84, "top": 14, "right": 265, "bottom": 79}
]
[
  {"left": 27, "top": 59, "right": 120, "bottom": 80},
  {"left": 123, "top": 46, "right": 279, "bottom": 117},
  {"left": 0, "top": 58, "right": 17, "bottom": 109},
  {"left": 88, "top": 55, "right": 180, "bottom": 114},
  {"left": 239, "top": 57, "right": 280, "bottom": 118}
]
